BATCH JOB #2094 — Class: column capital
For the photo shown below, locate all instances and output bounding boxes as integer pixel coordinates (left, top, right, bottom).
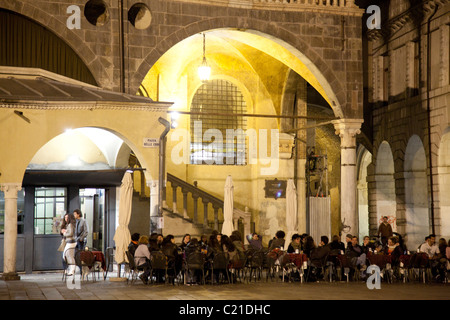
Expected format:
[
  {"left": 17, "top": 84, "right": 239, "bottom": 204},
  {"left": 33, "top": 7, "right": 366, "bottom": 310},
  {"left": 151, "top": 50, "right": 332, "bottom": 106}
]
[
  {"left": 0, "top": 183, "right": 22, "bottom": 199},
  {"left": 332, "top": 119, "right": 363, "bottom": 147}
]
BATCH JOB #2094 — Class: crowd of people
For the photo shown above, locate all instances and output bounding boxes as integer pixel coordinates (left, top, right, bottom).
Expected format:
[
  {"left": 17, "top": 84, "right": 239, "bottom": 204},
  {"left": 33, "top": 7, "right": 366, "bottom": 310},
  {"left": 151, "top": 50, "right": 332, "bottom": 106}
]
[
  {"left": 126, "top": 224, "right": 450, "bottom": 285},
  {"left": 127, "top": 230, "right": 249, "bottom": 284}
]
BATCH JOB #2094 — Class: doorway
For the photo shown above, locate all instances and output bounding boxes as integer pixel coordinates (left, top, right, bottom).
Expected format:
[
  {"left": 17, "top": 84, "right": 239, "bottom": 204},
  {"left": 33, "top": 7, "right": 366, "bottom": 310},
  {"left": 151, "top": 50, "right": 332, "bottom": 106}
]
[{"left": 80, "top": 188, "right": 105, "bottom": 252}]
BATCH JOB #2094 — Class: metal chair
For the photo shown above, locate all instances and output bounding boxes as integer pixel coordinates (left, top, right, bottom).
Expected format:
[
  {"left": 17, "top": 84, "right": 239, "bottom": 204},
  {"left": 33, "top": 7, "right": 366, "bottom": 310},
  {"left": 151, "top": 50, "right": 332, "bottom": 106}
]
[
  {"left": 150, "top": 251, "right": 169, "bottom": 284},
  {"left": 185, "top": 252, "right": 206, "bottom": 285},
  {"left": 228, "top": 254, "right": 247, "bottom": 284},
  {"left": 104, "top": 247, "right": 114, "bottom": 279},
  {"left": 77, "top": 250, "right": 97, "bottom": 282},
  {"left": 263, "top": 251, "right": 278, "bottom": 282},
  {"left": 246, "top": 250, "right": 265, "bottom": 282},
  {"left": 209, "top": 252, "right": 230, "bottom": 284},
  {"left": 367, "top": 253, "right": 393, "bottom": 283},
  {"left": 306, "top": 252, "right": 329, "bottom": 282},
  {"left": 125, "top": 250, "right": 147, "bottom": 284}
]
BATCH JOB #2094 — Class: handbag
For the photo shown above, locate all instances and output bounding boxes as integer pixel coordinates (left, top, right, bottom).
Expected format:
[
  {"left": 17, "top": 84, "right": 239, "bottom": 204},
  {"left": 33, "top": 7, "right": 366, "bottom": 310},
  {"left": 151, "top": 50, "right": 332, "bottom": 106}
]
[{"left": 57, "top": 238, "right": 66, "bottom": 252}]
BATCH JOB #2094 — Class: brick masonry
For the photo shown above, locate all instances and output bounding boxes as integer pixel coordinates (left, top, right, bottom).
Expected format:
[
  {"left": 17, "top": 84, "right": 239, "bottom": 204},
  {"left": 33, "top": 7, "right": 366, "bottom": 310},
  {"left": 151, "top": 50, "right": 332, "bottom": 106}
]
[{"left": 0, "top": 0, "right": 364, "bottom": 119}]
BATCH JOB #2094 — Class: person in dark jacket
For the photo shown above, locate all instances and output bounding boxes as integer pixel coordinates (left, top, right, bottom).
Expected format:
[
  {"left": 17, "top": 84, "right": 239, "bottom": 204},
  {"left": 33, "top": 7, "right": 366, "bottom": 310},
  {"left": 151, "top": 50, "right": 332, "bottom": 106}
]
[
  {"left": 161, "top": 234, "right": 182, "bottom": 274},
  {"left": 268, "top": 230, "right": 286, "bottom": 251},
  {"left": 346, "top": 236, "right": 367, "bottom": 273},
  {"left": 128, "top": 233, "right": 140, "bottom": 256}
]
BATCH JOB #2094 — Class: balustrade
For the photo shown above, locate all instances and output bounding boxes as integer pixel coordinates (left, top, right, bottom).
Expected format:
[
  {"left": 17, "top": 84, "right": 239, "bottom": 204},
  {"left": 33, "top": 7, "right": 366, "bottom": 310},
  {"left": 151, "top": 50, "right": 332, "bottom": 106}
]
[{"left": 164, "top": 173, "right": 251, "bottom": 236}]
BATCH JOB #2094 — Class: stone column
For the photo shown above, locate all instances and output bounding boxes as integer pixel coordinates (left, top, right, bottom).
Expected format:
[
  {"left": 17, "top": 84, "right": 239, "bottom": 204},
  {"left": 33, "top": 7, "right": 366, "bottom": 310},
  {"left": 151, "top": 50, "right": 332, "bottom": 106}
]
[
  {"left": 296, "top": 77, "right": 307, "bottom": 233},
  {"left": 1, "top": 183, "right": 22, "bottom": 280},
  {"left": 333, "top": 119, "right": 363, "bottom": 241}
]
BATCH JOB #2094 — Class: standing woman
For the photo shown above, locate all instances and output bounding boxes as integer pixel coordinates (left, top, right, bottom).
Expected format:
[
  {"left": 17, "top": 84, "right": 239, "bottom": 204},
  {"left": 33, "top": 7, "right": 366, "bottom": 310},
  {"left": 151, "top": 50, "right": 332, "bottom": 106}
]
[{"left": 61, "top": 213, "right": 77, "bottom": 276}]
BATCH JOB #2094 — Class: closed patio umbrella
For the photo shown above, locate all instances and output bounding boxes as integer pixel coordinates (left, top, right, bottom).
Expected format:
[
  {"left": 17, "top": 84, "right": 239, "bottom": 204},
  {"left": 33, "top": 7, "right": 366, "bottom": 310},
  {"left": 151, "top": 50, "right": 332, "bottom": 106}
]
[
  {"left": 113, "top": 171, "right": 133, "bottom": 268},
  {"left": 221, "top": 175, "right": 234, "bottom": 236},
  {"left": 285, "top": 179, "right": 298, "bottom": 243}
]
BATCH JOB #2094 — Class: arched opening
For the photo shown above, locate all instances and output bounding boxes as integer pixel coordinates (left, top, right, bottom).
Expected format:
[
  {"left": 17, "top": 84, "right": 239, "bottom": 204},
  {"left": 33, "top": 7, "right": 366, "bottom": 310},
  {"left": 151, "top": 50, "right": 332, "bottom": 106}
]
[
  {"left": 437, "top": 130, "right": 450, "bottom": 239},
  {"left": 0, "top": 9, "right": 97, "bottom": 85},
  {"left": 404, "top": 135, "right": 429, "bottom": 250},
  {"left": 139, "top": 28, "right": 344, "bottom": 243},
  {"left": 375, "top": 141, "right": 396, "bottom": 236},
  {"left": 18, "top": 127, "right": 150, "bottom": 271}
]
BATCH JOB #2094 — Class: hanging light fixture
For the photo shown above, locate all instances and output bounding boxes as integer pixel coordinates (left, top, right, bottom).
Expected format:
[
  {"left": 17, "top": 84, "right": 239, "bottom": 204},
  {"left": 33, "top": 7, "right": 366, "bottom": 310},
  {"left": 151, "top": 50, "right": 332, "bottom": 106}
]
[{"left": 197, "top": 33, "right": 211, "bottom": 81}]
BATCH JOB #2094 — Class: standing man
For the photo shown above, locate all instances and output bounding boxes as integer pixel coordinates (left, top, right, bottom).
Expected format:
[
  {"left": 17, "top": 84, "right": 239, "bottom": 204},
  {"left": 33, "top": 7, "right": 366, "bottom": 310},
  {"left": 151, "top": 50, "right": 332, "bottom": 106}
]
[
  {"left": 377, "top": 216, "right": 393, "bottom": 246},
  {"left": 73, "top": 209, "right": 88, "bottom": 250}
]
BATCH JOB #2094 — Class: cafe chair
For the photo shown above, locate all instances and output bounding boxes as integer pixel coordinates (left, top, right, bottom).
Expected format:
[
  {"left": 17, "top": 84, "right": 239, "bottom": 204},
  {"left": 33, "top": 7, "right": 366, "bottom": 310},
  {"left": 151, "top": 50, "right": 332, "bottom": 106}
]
[
  {"left": 150, "top": 251, "right": 169, "bottom": 284},
  {"left": 246, "top": 250, "right": 265, "bottom": 283},
  {"left": 367, "top": 254, "right": 393, "bottom": 283},
  {"left": 228, "top": 255, "right": 247, "bottom": 284},
  {"left": 209, "top": 252, "right": 230, "bottom": 285},
  {"left": 306, "top": 253, "right": 329, "bottom": 282},
  {"left": 263, "top": 251, "right": 278, "bottom": 282},
  {"left": 104, "top": 247, "right": 114, "bottom": 280},
  {"left": 185, "top": 252, "right": 206, "bottom": 285},
  {"left": 409, "top": 252, "right": 430, "bottom": 283},
  {"left": 125, "top": 250, "right": 146, "bottom": 285},
  {"left": 76, "top": 249, "right": 97, "bottom": 282}
]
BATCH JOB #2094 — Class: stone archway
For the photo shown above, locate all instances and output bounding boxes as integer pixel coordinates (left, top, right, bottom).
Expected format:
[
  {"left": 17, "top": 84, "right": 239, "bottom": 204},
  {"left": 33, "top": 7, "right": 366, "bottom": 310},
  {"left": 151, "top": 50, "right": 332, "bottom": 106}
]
[
  {"left": 438, "top": 129, "right": 450, "bottom": 239},
  {"left": 404, "top": 135, "right": 429, "bottom": 250},
  {"left": 0, "top": 2, "right": 110, "bottom": 88},
  {"left": 374, "top": 141, "right": 397, "bottom": 236},
  {"left": 134, "top": 25, "right": 351, "bottom": 119}
]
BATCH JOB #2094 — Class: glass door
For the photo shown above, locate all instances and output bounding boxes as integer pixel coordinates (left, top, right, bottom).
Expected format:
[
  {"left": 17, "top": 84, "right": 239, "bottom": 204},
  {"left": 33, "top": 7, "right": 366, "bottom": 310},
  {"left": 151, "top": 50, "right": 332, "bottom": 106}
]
[{"left": 79, "top": 188, "right": 105, "bottom": 251}]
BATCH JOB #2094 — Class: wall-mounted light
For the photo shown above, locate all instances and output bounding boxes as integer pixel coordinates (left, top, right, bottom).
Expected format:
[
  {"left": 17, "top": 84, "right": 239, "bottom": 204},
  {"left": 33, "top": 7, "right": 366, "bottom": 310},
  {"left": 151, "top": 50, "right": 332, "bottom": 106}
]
[
  {"left": 14, "top": 110, "right": 30, "bottom": 123},
  {"left": 197, "top": 33, "right": 211, "bottom": 82}
]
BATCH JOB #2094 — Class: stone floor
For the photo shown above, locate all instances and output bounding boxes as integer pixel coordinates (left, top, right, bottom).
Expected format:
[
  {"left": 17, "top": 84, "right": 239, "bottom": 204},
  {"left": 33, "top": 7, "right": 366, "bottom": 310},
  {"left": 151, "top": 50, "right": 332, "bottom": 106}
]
[{"left": 0, "top": 270, "right": 448, "bottom": 301}]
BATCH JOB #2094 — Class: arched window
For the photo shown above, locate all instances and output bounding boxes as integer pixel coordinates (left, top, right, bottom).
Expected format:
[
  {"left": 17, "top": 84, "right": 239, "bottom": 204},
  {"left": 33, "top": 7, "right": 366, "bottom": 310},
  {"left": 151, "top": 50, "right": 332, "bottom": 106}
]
[{"left": 190, "top": 79, "right": 247, "bottom": 165}]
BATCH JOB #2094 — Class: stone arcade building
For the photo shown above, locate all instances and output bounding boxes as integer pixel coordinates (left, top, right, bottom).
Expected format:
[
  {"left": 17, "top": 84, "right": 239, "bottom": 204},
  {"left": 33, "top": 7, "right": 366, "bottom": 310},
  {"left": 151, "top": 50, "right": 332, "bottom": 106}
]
[{"left": 0, "top": 0, "right": 448, "bottom": 278}]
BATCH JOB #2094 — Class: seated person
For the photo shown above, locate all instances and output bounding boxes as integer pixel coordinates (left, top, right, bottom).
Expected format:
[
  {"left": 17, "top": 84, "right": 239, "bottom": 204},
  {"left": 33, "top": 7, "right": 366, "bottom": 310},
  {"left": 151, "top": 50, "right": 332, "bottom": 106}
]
[
  {"left": 287, "top": 234, "right": 302, "bottom": 253},
  {"left": 161, "top": 234, "right": 182, "bottom": 273},
  {"left": 310, "top": 236, "right": 331, "bottom": 261},
  {"left": 308, "top": 236, "right": 331, "bottom": 280},
  {"left": 179, "top": 234, "right": 191, "bottom": 252},
  {"left": 185, "top": 238, "right": 201, "bottom": 257},
  {"left": 303, "top": 236, "right": 316, "bottom": 259},
  {"left": 128, "top": 232, "right": 140, "bottom": 256},
  {"left": 329, "top": 235, "right": 345, "bottom": 254},
  {"left": 148, "top": 238, "right": 160, "bottom": 252},
  {"left": 346, "top": 236, "right": 367, "bottom": 274},
  {"left": 247, "top": 233, "right": 263, "bottom": 251},
  {"left": 419, "top": 234, "right": 445, "bottom": 282},
  {"left": 268, "top": 230, "right": 286, "bottom": 251},
  {"left": 230, "top": 233, "right": 246, "bottom": 260},
  {"left": 384, "top": 236, "right": 403, "bottom": 266},
  {"left": 134, "top": 235, "right": 151, "bottom": 284}
]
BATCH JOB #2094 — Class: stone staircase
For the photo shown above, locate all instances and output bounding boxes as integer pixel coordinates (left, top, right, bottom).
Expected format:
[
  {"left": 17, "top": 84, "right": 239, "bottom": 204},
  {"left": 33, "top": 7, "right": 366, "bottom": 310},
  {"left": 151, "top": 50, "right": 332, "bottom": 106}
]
[{"left": 131, "top": 168, "right": 251, "bottom": 243}]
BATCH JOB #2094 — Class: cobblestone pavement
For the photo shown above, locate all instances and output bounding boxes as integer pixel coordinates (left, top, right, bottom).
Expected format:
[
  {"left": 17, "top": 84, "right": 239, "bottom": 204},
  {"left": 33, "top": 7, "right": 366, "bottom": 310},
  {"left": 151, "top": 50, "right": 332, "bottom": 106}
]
[{"left": 0, "top": 271, "right": 448, "bottom": 301}]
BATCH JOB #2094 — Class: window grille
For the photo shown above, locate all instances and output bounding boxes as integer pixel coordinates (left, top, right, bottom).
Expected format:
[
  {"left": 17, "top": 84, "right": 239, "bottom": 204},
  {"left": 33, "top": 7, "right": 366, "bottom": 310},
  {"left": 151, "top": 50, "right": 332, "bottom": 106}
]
[{"left": 190, "top": 79, "right": 247, "bottom": 165}]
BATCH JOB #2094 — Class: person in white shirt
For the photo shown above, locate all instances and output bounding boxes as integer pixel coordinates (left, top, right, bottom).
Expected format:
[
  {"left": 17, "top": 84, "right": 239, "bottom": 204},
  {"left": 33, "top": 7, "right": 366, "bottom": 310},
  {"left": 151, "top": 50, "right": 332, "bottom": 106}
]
[
  {"left": 419, "top": 234, "right": 440, "bottom": 258},
  {"left": 419, "top": 234, "right": 445, "bottom": 282}
]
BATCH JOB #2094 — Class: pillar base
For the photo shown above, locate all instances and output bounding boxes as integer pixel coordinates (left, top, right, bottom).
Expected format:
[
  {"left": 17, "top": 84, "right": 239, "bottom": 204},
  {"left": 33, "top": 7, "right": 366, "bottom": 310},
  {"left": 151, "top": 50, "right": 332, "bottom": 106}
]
[{"left": 1, "top": 272, "right": 20, "bottom": 281}]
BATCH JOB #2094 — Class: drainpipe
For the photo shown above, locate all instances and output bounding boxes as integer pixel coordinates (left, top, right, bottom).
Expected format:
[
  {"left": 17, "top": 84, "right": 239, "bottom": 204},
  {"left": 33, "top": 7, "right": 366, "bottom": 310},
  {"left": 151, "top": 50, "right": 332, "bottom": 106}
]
[
  {"left": 157, "top": 117, "right": 171, "bottom": 233},
  {"left": 118, "top": 0, "right": 125, "bottom": 93},
  {"left": 426, "top": 3, "right": 438, "bottom": 234}
]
